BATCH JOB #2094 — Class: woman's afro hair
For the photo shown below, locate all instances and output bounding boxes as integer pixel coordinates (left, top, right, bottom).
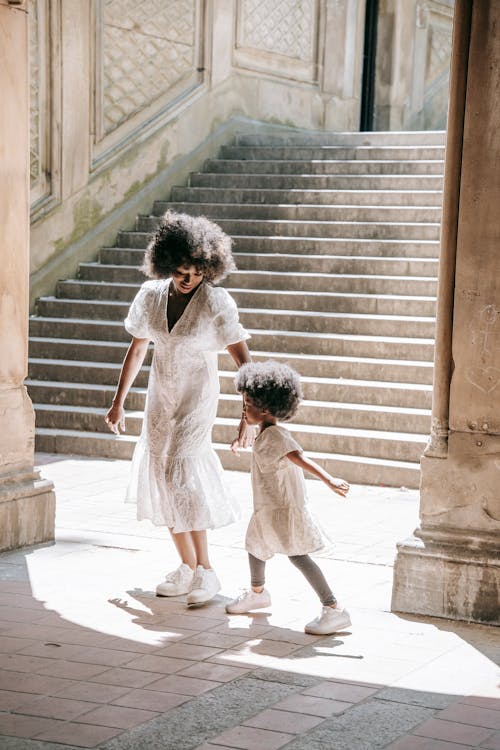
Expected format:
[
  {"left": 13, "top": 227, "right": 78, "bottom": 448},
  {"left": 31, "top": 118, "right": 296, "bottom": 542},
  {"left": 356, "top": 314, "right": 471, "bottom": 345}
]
[
  {"left": 141, "top": 210, "right": 236, "bottom": 283},
  {"left": 235, "top": 361, "right": 302, "bottom": 421}
]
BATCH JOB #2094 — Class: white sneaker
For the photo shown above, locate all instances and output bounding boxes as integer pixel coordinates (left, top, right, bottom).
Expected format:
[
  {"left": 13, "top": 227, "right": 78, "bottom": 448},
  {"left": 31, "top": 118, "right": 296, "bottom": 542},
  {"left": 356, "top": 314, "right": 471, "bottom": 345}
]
[
  {"left": 225, "top": 588, "right": 272, "bottom": 614},
  {"left": 304, "top": 606, "right": 352, "bottom": 635},
  {"left": 186, "top": 566, "right": 221, "bottom": 606},
  {"left": 156, "top": 563, "right": 194, "bottom": 597}
]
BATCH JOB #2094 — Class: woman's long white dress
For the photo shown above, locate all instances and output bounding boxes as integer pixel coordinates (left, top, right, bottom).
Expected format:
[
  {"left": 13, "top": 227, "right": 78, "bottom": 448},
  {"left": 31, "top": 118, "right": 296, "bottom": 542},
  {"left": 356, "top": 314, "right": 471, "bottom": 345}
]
[{"left": 124, "top": 279, "right": 249, "bottom": 532}]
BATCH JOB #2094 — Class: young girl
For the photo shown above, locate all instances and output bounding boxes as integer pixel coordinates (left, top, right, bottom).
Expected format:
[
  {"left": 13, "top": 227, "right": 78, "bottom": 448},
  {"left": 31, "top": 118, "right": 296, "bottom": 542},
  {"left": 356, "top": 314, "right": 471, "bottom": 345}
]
[
  {"left": 227, "top": 361, "right": 351, "bottom": 635},
  {"left": 105, "top": 211, "right": 254, "bottom": 606}
]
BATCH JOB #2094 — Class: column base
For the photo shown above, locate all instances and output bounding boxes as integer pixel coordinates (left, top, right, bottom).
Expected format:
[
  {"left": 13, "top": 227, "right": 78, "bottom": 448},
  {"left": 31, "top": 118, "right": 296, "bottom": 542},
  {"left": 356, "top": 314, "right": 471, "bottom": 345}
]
[
  {"left": 391, "top": 529, "right": 499, "bottom": 625},
  {"left": 0, "top": 470, "right": 55, "bottom": 552}
]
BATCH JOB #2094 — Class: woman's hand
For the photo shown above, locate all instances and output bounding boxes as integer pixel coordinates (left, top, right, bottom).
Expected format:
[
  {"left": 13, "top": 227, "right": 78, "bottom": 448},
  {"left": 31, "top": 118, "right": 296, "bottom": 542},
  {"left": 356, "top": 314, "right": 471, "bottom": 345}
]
[
  {"left": 230, "top": 416, "right": 256, "bottom": 454},
  {"left": 105, "top": 402, "right": 126, "bottom": 435}
]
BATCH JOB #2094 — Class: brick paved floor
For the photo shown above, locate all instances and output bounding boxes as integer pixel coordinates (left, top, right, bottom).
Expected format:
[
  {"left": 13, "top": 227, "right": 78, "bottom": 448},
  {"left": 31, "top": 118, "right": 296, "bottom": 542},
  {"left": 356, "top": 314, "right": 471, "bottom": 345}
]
[{"left": 0, "top": 453, "right": 497, "bottom": 749}]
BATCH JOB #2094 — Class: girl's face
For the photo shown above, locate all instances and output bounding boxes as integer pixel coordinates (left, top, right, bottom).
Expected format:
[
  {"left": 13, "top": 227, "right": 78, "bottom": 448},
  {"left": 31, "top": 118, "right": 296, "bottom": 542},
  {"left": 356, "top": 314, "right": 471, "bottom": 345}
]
[
  {"left": 171, "top": 264, "right": 204, "bottom": 294},
  {"left": 242, "top": 395, "right": 268, "bottom": 426}
]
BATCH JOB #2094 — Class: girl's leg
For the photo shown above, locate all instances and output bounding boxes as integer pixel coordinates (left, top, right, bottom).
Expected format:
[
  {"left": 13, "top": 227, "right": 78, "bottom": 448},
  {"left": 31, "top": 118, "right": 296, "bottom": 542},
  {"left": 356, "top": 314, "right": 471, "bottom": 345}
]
[
  {"left": 225, "top": 554, "right": 270, "bottom": 613},
  {"left": 288, "top": 554, "right": 337, "bottom": 606},
  {"left": 249, "top": 553, "right": 266, "bottom": 592}
]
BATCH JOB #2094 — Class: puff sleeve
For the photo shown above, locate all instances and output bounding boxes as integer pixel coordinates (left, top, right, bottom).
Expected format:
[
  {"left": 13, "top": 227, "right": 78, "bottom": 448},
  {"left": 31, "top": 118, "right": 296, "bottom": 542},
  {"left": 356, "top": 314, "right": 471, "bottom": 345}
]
[
  {"left": 211, "top": 287, "right": 250, "bottom": 349},
  {"left": 124, "top": 282, "right": 157, "bottom": 340},
  {"left": 254, "top": 427, "right": 303, "bottom": 473}
]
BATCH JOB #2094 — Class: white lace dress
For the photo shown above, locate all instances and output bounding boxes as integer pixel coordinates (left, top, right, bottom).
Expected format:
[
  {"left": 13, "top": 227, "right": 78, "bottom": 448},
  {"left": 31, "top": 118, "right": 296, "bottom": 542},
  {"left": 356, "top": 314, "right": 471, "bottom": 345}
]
[
  {"left": 246, "top": 425, "right": 329, "bottom": 560},
  {"left": 124, "top": 279, "right": 249, "bottom": 531}
]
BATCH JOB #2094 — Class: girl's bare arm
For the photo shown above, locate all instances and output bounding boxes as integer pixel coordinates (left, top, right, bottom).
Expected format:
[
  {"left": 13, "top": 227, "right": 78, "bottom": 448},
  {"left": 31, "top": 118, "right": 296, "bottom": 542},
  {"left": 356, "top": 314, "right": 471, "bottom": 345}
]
[
  {"left": 105, "top": 337, "right": 149, "bottom": 434},
  {"left": 286, "top": 450, "right": 349, "bottom": 497}
]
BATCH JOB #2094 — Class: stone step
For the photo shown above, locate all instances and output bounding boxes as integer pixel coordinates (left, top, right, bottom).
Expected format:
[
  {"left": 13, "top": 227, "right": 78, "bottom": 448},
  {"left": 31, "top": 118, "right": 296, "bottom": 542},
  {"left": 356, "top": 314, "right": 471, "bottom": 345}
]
[
  {"left": 220, "top": 145, "right": 446, "bottom": 161},
  {"left": 33, "top": 428, "right": 421, "bottom": 488},
  {"left": 218, "top": 372, "right": 431, "bottom": 409},
  {"left": 58, "top": 280, "right": 437, "bottom": 316},
  {"left": 29, "top": 341, "right": 433, "bottom": 384},
  {"left": 172, "top": 186, "right": 443, "bottom": 207},
  {"left": 217, "top": 351, "right": 434, "bottom": 385},
  {"left": 29, "top": 320, "right": 435, "bottom": 359},
  {"left": 35, "top": 298, "right": 436, "bottom": 337},
  {"left": 114, "top": 233, "right": 441, "bottom": 257},
  {"left": 235, "top": 131, "right": 446, "bottom": 146},
  {"left": 189, "top": 172, "right": 444, "bottom": 190},
  {"left": 27, "top": 362, "right": 432, "bottom": 409},
  {"left": 155, "top": 201, "right": 443, "bottom": 223},
  {"left": 203, "top": 158, "right": 444, "bottom": 175},
  {"left": 96, "top": 252, "right": 440, "bottom": 278},
  {"left": 32, "top": 405, "right": 427, "bottom": 462},
  {"left": 137, "top": 216, "right": 441, "bottom": 240},
  {"left": 27, "top": 381, "right": 431, "bottom": 434},
  {"left": 78, "top": 263, "right": 438, "bottom": 292}
]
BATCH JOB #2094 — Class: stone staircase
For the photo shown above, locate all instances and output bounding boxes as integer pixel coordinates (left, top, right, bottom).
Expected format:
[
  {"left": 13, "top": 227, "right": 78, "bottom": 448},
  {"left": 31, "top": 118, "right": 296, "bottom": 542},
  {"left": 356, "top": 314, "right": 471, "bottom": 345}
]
[{"left": 28, "top": 130, "right": 445, "bottom": 488}]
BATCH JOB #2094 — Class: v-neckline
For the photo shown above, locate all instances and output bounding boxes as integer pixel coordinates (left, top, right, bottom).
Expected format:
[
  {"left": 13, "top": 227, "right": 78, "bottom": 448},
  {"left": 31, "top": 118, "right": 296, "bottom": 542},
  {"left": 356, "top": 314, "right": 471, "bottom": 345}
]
[{"left": 166, "top": 278, "right": 203, "bottom": 334}]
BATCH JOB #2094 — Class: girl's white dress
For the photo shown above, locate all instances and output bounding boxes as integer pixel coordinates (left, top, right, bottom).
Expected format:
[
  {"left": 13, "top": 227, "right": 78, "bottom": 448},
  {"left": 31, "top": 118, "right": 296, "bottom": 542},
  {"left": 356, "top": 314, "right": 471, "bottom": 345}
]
[
  {"left": 246, "top": 425, "right": 329, "bottom": 560},
  {"left": 124, "top": 279, "right": 249, "bottom": 532}
]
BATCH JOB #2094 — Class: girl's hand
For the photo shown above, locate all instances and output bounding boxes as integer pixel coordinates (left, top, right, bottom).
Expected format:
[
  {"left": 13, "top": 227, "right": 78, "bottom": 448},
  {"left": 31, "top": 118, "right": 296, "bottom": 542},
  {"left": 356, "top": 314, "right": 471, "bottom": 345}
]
[
  {"left": 230, "top": 417, "right": 256, "bottom": 454},
  {"left": 327, "top": 477, "right": 350, "bottom": 497},
  {"left": 105, "top": 403, "right": 126, "bottom": 435}
]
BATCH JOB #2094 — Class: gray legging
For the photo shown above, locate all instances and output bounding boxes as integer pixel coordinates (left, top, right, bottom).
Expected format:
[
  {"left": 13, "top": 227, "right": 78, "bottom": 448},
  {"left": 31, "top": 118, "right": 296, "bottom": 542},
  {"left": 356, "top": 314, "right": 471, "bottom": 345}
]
[{"left": 248, "top": 552, "right": 337, "bottom": 607}]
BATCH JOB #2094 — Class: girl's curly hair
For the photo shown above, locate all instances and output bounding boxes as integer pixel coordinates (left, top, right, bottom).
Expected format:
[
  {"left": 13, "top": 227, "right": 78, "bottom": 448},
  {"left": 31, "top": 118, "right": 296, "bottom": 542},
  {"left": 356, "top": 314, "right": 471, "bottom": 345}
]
[
  {"left": 235, "top": 361, "right": 302, "bottom": 421},
  {"left": 141, "top": 210, "right": 236, "bottom": 283}
]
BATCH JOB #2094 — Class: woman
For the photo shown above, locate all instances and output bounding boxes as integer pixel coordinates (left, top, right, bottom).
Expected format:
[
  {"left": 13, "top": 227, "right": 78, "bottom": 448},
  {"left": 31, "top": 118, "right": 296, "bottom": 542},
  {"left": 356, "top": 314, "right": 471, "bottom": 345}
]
[{"left": 105, "top": 211, "right": 253, "bottom": 606}]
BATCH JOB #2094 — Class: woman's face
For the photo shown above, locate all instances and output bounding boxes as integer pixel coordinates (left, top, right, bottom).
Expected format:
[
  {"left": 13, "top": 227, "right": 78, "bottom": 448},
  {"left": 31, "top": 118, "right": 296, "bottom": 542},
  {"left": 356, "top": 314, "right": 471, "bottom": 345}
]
[{"left": 171, "top": 264, "right": 204, "bottom": 295}]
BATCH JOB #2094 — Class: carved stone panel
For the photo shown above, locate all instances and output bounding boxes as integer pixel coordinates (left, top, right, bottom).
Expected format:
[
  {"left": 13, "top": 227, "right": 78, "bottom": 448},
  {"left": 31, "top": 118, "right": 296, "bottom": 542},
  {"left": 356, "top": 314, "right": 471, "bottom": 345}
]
[
  {"left": 423, "top": 1, "right": 453, "bottom": 129},
  {"left": 29, "top": 0, "right": 52, "bottom": 208},
  {"left": 234, "top": 0, "right": 319, "bottom": 82},
  {"left": 94, "top": 0, "right": 203, "bottom": 162}
]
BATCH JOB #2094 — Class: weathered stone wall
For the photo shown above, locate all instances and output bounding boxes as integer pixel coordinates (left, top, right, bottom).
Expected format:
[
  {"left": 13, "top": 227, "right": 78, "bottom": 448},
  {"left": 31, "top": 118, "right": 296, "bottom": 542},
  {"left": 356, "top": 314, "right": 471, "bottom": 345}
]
[
  {"left": 374, "top": 0, "right": 454, "bottom": 131},
  {"left": 392, "top": 0, "right": 499, "bottom": 625},
  {"left": 1, "top": 0, "right": 54, "bottom": 551},
  {"left": 29, "top": 0, "right": 368, "bottom": 305}
]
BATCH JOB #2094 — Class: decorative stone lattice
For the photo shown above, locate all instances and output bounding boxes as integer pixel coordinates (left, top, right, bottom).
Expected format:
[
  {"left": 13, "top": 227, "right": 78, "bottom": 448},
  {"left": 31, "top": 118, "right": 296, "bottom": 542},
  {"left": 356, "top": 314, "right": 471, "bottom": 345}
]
[
  {"left": 29, "top": 0, "right": 40, "bottom": 186},
  {"left": 101, "top": 0, "right": 197, "bottom": 134},
  {"left": 426, "top": 20, "right": 452, "bottom": 86},
  {"left": 237, "top": 0, "right": 315, "bottom": 61}
]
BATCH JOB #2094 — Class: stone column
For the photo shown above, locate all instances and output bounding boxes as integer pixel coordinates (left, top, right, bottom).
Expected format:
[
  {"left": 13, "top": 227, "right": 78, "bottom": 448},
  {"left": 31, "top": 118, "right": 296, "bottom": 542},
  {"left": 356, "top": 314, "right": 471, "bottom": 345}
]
[
  {"left": 392, "top": 0, "right": 499, "bottom": 625},
  {"left": 0, "top": 0, "right": 54, "bottom": 550},
  {"left": 322, "top": 0, "right": 366, "bottom": 131}
]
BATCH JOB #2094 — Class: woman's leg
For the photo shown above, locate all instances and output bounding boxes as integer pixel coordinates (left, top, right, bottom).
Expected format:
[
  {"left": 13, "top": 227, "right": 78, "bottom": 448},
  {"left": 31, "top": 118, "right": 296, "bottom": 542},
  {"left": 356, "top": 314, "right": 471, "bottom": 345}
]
[
  {"left": 288, "top": 554, "right": 337, "bottom": 606},
  {"left": 169, "top": 529, "right": 197, "bottom": 569},
  {"left": 190, "top": 530, "right": 211, "bottom": 569}
]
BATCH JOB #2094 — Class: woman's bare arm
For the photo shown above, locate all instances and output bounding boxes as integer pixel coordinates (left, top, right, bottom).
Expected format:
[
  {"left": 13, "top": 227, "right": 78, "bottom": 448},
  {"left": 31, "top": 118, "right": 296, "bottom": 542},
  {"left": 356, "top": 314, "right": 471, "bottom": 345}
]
[
  {"left": 105, "top": 337, "right": 149, "bottom": 434},
  {"left": 226, "top": 340, "right": 256, "bottom": 451}
]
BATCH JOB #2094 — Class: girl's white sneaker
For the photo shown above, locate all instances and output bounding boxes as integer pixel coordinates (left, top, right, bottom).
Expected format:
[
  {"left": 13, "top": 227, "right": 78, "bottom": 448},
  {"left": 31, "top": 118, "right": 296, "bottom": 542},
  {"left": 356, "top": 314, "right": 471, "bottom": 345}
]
[
  {"left": 304, "top": 606, "right": 351, "bottom": 635},
  {"left": 156, "top": 563, "right": 194, "bottom": 596},
  {"left": 225, "top": 588, "right": 272, "bottom": 614}
]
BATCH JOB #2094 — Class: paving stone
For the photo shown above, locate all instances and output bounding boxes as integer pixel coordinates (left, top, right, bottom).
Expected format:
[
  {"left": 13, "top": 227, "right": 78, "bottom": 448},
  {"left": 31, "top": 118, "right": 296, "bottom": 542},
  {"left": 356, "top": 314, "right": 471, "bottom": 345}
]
[
  {"left": 276, "top": 698, "right": 433, "bottom": 749},
  {"left": 208, "top": 724, "right": 293, "bottom": 749},
  {"left": 376, "top": 686, "right": 458, "bottom": 710},
  {"left": 101, "top": 677, "right": 299, "bottom": 750},
  {"left": 413, "top": 717, "right": 494, "bottom": 744},
  {"left": 251, "top": 667, "right": 320, "bottom": 687}
]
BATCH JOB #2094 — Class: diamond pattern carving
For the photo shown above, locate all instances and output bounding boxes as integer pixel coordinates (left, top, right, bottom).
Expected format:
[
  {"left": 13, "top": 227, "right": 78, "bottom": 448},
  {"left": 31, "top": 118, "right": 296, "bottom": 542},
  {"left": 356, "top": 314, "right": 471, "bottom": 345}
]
[
  {"left": 426, "top": 21, "right": 452, "bottom": 86},
  {"left": 237, "top": 0, "right": 315, "bottom": 61},
  {"left": 29, "top": 0, "right": 40, "bottom": 185},
  {"left": 101, "top": 0, "right": 197, "bottom": 134}
]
